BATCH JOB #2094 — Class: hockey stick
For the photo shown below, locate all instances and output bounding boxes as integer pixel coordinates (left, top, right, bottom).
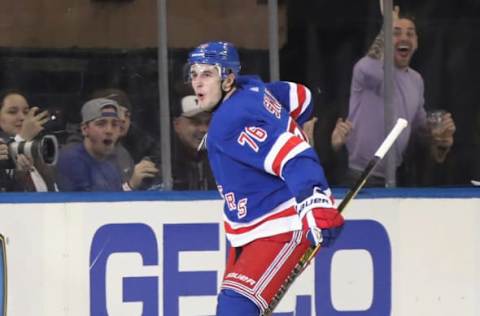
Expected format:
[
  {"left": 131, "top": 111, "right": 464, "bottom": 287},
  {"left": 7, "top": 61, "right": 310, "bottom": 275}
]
[{"left": 261, "top": 118, "right": 408, "bottom": 315}]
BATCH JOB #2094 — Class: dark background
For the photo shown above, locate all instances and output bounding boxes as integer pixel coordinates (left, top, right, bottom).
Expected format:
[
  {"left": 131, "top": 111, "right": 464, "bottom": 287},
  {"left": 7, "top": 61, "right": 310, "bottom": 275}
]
[
  {"left": 0, "top": 0, "right": 478, "bottom": 186},
  {"left": 282, "top": 0, "right": 480, "bottom": 186}
]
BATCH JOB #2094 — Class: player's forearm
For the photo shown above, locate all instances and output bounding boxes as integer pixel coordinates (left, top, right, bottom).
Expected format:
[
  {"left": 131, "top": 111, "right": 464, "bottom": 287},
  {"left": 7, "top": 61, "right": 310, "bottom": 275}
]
[
  {"left": 367, "top": 28, "right": 385, "bottom": 60},
  {"left": 281, "top": 155, "right": 330, "bottom": 203}
]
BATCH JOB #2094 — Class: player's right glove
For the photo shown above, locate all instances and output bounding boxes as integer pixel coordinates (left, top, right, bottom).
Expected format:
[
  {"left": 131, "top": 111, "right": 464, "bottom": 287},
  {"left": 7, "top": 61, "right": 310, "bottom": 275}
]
[{"left": 297, "top": 187, "right": 344, "bottom": 247}]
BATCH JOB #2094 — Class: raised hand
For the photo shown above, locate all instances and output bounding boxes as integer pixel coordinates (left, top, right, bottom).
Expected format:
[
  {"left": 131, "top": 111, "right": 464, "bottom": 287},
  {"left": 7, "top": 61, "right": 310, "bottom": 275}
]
[
  {"left": 331, "top": 118, "right": 353, "bottom": 151},
  {"left": 380, "top": 0, "right": 400, "bottom": 20},
  {"left": 302, "top": 116, "right": 318, "bottom": 146},
  {"left": 20, "top": 107, "right": 50, "bottom": 140},
  {"left": 394, "top": 5, "right": 400, "bottom": 20}
]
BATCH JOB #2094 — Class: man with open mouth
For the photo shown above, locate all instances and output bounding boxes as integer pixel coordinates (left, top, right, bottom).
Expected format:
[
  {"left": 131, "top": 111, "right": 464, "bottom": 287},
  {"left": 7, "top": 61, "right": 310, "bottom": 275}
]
[
  {"left": 56, "top": 98, "right": 124, "bottom": 191},
  {"left": 332, "top": 5, "right": 456, "bottom": 187}
]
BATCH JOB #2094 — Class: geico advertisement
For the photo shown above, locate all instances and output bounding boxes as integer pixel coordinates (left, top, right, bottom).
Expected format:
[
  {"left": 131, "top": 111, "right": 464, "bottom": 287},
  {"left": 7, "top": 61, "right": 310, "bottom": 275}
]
[{"left": 0, "top": 197, "right": 479, "bottom": 316}]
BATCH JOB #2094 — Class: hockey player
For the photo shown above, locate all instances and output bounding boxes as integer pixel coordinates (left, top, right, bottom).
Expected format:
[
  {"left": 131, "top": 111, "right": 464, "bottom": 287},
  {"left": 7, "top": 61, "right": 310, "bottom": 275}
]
[{"left": 186, "top": 41, "right": 344, "bottom": 315}]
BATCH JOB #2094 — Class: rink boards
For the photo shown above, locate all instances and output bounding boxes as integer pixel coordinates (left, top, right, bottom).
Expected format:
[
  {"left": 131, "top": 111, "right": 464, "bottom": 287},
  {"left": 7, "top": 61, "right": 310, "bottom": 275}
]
[{"left": 0, "top": 189, "right": 479, "bottom": 316}]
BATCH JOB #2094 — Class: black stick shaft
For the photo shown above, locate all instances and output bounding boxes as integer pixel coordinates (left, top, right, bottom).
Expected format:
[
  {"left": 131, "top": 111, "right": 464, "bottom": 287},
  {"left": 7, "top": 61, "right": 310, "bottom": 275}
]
[
  {"left": 337, "top": 156, "right": 379, "bottom": 212},
  {"left": 261, "top": 118, "right": 407, "bottom": 315},
  {"left": 261, "top": 157, "right": 380, "bottom": 316}
]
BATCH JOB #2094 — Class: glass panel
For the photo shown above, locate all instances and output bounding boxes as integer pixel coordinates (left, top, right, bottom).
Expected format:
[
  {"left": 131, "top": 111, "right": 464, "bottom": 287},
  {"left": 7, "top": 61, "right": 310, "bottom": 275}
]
[
  {"left": 283, "top": 0, "right": 480, "bottom": 187},
  {"left": 0, "top": 1, "right": 162, "bottom": 192},
  {"left": 167, "top": 0, "right": 279, "bottom": 190},
  {"left": 0, "top": 0, "right": 477, "bottom": 191}
]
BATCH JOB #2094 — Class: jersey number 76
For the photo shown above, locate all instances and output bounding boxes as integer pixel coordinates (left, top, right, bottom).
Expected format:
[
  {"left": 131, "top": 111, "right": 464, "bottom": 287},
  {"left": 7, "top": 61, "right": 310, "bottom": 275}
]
[{"left": 237, "top": 126, "right": 268, "bottom": 152}]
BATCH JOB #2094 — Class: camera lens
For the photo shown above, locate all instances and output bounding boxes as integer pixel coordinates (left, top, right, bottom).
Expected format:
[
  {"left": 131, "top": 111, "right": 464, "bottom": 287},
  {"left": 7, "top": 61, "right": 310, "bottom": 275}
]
[
  {"left": 36, "top": 135, "right": 58, "bottom": 165},
  {"left": 6, "top": 135, "right": 59, "bottom": 167}
]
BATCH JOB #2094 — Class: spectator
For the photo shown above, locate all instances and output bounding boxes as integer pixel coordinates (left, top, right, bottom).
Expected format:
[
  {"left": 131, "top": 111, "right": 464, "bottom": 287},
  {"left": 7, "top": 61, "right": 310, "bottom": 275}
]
[
  {"left": 56, "top": 98, "right": 123, "bottom": 191},
  {"left": 0, "top": 90, "right": 57, "bottom": 191},
  {"left": 172, "top": 95, "right": 215, "bottom": 190},
  {"left": 333, "top": 6, "right": 455, "bottom": 186},
  {"left": 96, "top": 89, "right": 163, "bottom": 164},
  {"left": 309, "top": 114, "right": 352, "bottom": 186},
  {"left": 91, "top": 88, "right": 161, "bottom": 190}
]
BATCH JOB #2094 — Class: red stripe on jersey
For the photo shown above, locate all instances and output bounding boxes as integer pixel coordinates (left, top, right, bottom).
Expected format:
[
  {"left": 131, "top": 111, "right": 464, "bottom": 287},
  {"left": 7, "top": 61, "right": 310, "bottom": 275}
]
[
  {"left": 290, "top": 84, "right": 307, "bottom": 119},
  {"left": 288, "top": 118, "right": 308, "bottom": 141},
  {"left": 224, "top": 206, "right": 297, "bottom": 235},
  {"left": 288, "top": 119, "right": 296, "bottom": 133},
  {"left": 272, "top": 136, "right": 303, "bottom": 176}
]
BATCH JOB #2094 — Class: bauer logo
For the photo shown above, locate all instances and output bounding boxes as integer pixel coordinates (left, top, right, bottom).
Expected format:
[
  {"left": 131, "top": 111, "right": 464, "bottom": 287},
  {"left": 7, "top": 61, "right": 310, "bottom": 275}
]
[
  {"left": 0, "top": 234, "right": 6, "bottom": 316},
  {"left": 89, "top": 220, "right": 391, "bottom": 316}
]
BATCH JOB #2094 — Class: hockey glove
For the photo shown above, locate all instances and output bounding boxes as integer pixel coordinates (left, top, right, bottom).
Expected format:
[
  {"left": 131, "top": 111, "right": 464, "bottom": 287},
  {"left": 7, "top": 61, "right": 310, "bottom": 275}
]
[{"left": 297, "top": 187, "right": 344, "bottom": 247}]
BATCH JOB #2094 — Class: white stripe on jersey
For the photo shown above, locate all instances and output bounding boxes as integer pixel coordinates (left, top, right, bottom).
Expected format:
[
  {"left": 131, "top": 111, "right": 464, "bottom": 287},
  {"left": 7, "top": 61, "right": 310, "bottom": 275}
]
[
  {"left": 226, "top": 215, "right": 301, "bottom": 247},
  {"left": 225, "top": 197, "right": 297, "bottom": 230},
  {"left": 264, "top": 132, "right": 310, "bottom": 179},
  {"left": 287, "top": 82, "right": 312, "bottom": 119}
]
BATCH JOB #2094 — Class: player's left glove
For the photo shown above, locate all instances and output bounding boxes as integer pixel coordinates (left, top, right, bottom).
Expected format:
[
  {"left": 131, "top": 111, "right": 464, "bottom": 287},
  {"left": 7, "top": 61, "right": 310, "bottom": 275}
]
[{"left": 297, "top": 187, "right": 344, "bottom": 247}]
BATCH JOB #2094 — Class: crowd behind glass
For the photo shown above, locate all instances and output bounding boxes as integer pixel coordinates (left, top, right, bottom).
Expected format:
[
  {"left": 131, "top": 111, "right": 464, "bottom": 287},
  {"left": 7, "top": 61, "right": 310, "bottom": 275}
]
[{"left": 0, "top": 1, "right": 478, "bottom": 192}]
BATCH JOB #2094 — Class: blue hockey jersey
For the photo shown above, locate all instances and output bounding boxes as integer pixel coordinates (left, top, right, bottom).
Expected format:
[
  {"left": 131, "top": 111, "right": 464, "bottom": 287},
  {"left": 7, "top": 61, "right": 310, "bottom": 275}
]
[{"left": 207, "top": 76, "right": 333, "bottom": 246}]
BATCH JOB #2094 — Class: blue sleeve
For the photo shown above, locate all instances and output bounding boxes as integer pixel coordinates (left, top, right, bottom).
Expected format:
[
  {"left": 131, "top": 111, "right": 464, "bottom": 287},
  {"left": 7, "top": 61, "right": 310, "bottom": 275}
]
[
  {"left": 281, "top": 152, "right": 330, "bottom": 202},
  {"left": 266, "top": 81, "right": 313, "bottom": 125},
  {"left": 212, "top": 125, "right": 329, "bottom": 203},
  {"left": 211, "top": 91, "right": 329, "bottom": 202}
]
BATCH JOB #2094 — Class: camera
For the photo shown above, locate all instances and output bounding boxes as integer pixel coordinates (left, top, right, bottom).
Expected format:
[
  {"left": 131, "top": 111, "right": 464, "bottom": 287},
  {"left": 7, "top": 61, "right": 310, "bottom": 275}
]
[
  {"left": 38, "top": 107, "right": 65, "bottom": 134},
  {"left": 0, "top": 134, "right": 59, "bottom": 169}
]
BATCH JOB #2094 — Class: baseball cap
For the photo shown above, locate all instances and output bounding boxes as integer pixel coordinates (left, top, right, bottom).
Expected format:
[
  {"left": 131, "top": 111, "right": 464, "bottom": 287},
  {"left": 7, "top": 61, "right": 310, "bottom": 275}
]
[
  {"left": 81, "top": 98, "right": 120, "bottom": 123},
  {"left": 180, "top": 95, "right": 204, "bottom": 118},
  {"left": 91, "top": 88, "right": 132, "bottom": 111}
]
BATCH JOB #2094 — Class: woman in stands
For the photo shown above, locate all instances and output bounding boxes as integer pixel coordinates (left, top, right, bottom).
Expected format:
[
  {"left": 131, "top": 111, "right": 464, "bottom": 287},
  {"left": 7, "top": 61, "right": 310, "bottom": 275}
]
[{"left": 0, "top": 90, "right": 57, "bottom": 191}]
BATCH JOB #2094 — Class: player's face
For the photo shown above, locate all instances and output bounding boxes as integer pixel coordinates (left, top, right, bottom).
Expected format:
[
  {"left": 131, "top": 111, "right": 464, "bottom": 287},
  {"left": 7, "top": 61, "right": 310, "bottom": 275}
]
[
  {"left": 189, "top": 64, "right": 223, "bottom": 112},
  {"left": 393, "top": 18, "right": 418, "bottom": 69},
  {"left": 81, "top": 108, "right": 120, "bottom": 160}
]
